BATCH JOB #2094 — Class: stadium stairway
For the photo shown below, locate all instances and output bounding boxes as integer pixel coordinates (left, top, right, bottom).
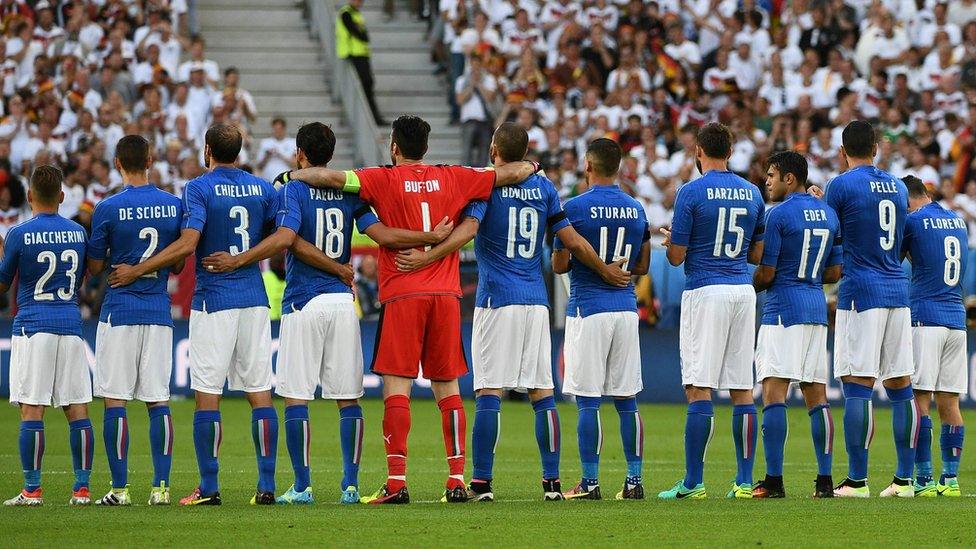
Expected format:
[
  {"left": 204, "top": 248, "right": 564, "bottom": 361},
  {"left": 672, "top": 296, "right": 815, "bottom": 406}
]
[
  {"left": 197, "top": 0, "right": 356, "bottom": 168},
  {"left": 354, "top": 1, "right": 463, "bottom": 165}
]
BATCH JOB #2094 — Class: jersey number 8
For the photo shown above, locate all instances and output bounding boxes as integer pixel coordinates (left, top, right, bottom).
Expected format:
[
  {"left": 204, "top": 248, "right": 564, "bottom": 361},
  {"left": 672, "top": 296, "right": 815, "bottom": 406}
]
[{"left": 944, "top": 235, "right": 961, "bottom": 286}]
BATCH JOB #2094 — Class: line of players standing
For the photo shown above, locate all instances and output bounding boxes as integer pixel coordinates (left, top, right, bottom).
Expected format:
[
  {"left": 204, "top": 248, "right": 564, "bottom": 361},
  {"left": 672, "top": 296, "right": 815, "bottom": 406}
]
[{"left": 1, "top": 116, "right": 965, "bottom": 507}]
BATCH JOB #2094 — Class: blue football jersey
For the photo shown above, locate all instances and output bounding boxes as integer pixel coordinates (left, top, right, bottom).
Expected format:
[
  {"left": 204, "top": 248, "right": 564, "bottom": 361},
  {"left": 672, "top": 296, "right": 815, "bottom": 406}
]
[
  {"left": 0, "top": 214, "right": 87, "bottom": 336},
  {"left": 182, "top": 166, "right": 278, "bottom": 312},
  {"left": 89, "top": 185, "right": 183, "bottom": 327},
  {"left": 902, "top": 202, "right": 967, "bottom": 329},
  {"left": 670, "top": 170, "right": 766, "bottom": 290},
  {"left": 760, "top": 193, "right": 842, "bottom": 327},
  {"left": 554, "top": 184, "right": 648, "bottom": 317},
  {"left": 824, "top": 165, "right": 909, "bottom": 310},
  {"left": 277, "top": 181, "right": 379, "bottom": 311},
  {"left": 465, "top": 173, "right": 571, "bottom": 308}
]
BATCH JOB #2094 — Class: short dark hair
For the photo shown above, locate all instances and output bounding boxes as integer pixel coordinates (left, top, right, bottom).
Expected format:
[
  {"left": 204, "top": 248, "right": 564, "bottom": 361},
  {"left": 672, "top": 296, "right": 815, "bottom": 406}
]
[
  {"left": 766, "top": 150, "right": 809, "bottom": 187},
  {"left": 696, "top": 122, "right": 734, "bottom": 159},
  {"left": 29, "top": 165, "right": 63, "bottom": 204},
  {"left": 492, "top": 122, "right": 528, "bottom": 162},
  {"left": 295, "top": 122, "right": 336, "bottom": 167},
  {"left": 271, "top": 117, "right": 286, "bottom": 128},
  {"left": 115, "top": 134, "right": 151, "bottom": 173},
  {"left": 842, "top": 120, "right": 877, "bottom": 159},
  {"left": 205, "top": 123, "right": 242, "bottom": 163},
  {"left": 391, "top": 115, "right": 430, "bottom": 160},
  {"left": 902, "top": 174, "right": 927, "bottom": 198},
  {"left": 586, "top": 138, "right": 622, "bottom": 177}
]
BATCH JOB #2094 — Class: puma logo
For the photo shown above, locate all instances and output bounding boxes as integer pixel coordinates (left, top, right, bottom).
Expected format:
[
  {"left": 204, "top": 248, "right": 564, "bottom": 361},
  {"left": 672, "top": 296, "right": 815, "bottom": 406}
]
[{"left": 383, "top": 435, "right": 392, "bottom": 445}]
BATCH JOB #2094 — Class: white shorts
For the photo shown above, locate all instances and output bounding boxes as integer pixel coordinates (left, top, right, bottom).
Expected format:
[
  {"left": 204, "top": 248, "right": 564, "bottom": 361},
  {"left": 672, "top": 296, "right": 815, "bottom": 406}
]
[
  {"left": 94, "top": 321, "right": 173, "bottom": 402},
  {"left": 562, "top": 311, "right": 642, "bottom": 398},
  {"left": 755, "top": 323, "right": 829, "bottom": 384},
  {"left": 9, "top": 332, "right": 92, "bottom": 407},
  {"left": 275, "top": 295, "right": 364, "bottom": 400},
  {"left": 833, "top": 306, "right": 913, "bottom": 381},
  {"left": 679, "top": 284, "right": 756, "bottom": 390},
  {"left": 472, "top": 305, "right": 553, "bottom": 392},
  {"left": 189, "top": 306, "right": 272, "bottom": 394},
  {"left": 911, "top": 326, "right": 968, "bottom": 394}
]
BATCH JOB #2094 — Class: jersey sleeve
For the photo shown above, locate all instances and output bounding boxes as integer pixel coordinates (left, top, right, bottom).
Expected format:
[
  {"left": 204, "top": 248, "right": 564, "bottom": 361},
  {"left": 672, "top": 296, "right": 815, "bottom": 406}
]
[
  {"left": 0, "top": 228, "right": 21, "bottom": 286},
  {"left": 751, "top": 196, "right": 766, "bottom": 242},
  {"left": 545, "top": 186, "right": 570, "bottom": 232},
  {"left": 350, "top": 194, "right": 380, "bottom": 233},
  {"left": 87, "top": 202, "right": 111, "bottom": 261},
  {"left": 669, "top": 185, "right": 694, "bottom": 247},
  {"left": 452, "top": 166, "right": 497, "bottom": 202},
  {"left": 824, "top": 179, "right": 843, "bottom": 223},
  {"left": 759, "top": 210, "right": 781, "bottom": 267},
  {"left": 181, "top": 179, "right": 207, "bottom": 232},
  {"left": 276, "top": 183, "right": 303, "bottom": 233},
  {"left": 464, "top": 200, "right": 488, "bottom": 223},
  {"left": 901, "top": 215, "right": 915, "bottom": 257},
  {"left": 349, "top": 167, "right": 388, "bottom": 205}
]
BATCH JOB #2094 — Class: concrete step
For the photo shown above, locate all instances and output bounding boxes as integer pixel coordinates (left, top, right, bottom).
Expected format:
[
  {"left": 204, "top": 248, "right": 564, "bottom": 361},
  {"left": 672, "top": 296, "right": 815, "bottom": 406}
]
[
  {"left": 204, "top": 29, "right": 319, "bottom": 47},
  {"left": 251, "top": 95, "right": 340, "bottom": 115},
  {"left": 208, "top": 50, "right": 322, "bottom": 71},
  {"left": 374, "top": 73, "right": 444, "bottom": 92},
  {"left": 208, "top": 0, "right": 300, "bottom": 7},
  {"left": 371, "top": 51, "right": 437, "bottom": 71},
  {"left": 240, "top": 71, "right": 329, "bottom": 92},
  {"left": 197, "top": 7, "right": 306, "bottom": 27}
]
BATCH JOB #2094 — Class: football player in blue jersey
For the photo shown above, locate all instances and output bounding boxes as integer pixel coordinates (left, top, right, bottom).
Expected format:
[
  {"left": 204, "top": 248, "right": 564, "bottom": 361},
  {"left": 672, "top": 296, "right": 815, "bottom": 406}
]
[
  {"left": 552, "top": 138, "right": 650, "bottom": 500},
  {"left": 658, "top": 123, "right": 765, "bottom": 500},
  {"left": 394, "top": 124, "right": 631, "bottom": 501},
  {"left": 901, "top": 175, "right": 967, "bottom": 497},
  {"left": 88, "top": 135, "right": 183, "bottom": 506},
  {"left": 751, "top": 151, "right": 842, "bottom": 499},
  {"left": 200, "top": 122, "right": 452, "bottom": 505},
  {"left": 109, "top": 124, "right": 281, "bottom": 506},
  {"left": 1, "top": 166, "right": 93, "bottom": 507},
  {"left": 824, "top": 121, "right": 916, "bottom": 498}
]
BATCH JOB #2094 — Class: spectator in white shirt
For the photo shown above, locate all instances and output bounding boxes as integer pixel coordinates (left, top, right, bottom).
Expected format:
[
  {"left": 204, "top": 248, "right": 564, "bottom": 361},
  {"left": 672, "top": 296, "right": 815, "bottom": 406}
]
[
  {"left": 606, "top": 45, "right": 651, "bottom": 94},
  {"left": 258, "top": 118, "right": 297, "bottom": 182},
  {"left": 177, "top": 36, "right": 220, "bottom": 86}
]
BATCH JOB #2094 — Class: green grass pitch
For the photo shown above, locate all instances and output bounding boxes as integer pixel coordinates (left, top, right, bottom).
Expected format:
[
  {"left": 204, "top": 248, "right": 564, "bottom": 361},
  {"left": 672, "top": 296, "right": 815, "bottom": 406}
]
[{"left": 2, "top": 398, "right": 974, "bottom": 547}]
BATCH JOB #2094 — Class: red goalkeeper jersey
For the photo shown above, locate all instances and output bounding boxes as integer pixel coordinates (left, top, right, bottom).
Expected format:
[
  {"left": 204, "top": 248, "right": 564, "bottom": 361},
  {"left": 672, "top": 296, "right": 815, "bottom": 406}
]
[{"left": 350, "top": 163, "right": 496, "bottom": 303}]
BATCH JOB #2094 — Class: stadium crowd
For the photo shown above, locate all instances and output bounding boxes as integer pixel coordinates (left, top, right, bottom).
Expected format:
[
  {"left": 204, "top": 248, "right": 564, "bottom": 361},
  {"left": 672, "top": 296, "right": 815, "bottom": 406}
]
[
  {"left": 0, "top": 0, "right": 302, "bottom": 319},
  {"left": 434, "top": 0, "right": 976, "bottom": 251}
]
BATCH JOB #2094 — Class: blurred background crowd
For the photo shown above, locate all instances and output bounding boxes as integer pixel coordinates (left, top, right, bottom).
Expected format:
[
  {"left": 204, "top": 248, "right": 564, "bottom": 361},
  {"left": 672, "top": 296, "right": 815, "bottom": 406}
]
[{"left": 1, "top": 0, "right": 976, "bottom": 328}]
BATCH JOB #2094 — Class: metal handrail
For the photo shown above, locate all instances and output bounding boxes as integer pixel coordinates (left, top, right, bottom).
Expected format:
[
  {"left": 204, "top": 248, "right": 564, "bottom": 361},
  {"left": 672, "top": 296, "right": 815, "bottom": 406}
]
[{"left": 307, "top": 0, "right": 386, "bottom": 168}]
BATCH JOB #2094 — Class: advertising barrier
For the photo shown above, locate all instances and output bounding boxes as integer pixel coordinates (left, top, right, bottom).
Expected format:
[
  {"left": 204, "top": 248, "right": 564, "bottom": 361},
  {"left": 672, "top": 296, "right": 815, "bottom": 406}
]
[{"left": 0, "top": 320, "right": 974, "bottom": 405}]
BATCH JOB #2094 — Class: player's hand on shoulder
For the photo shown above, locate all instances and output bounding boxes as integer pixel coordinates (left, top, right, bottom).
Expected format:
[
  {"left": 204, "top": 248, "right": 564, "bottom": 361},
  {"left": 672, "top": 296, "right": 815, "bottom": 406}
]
[
  {"left": 431, "top": 216, "right": 454, "bottom": 243},
  {"left": 602, "top": 258, "right": 632, "bottom": 287},
  {"left": 807, "top": 185, "right": 824, "bottom": 199},
  {"left": 339, "top": 263, "right": 355, "bottom": 287},
  {"left": 395, "top": 249, "right": 429, "bottom": 272},
  {"left": 108, "top": 264, "right": 141, "bottom": 288},
  {"left": 201, "top": 251, "right": 241, "bottom": 274}
]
